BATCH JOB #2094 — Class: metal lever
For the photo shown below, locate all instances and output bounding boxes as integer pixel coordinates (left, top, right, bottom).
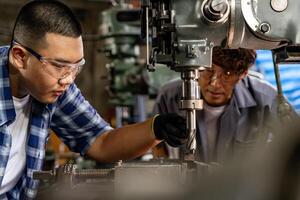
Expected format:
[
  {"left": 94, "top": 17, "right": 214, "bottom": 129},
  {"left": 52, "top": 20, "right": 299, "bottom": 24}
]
[{"left": 271, "top": 51, "right": 293, "bottom": 123}]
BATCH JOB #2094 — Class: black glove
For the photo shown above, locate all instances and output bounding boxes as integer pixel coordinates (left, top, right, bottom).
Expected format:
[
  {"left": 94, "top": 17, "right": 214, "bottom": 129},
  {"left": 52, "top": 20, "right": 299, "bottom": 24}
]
[{"left": 153, "top": 113, "right": 188, "bottom": 147}]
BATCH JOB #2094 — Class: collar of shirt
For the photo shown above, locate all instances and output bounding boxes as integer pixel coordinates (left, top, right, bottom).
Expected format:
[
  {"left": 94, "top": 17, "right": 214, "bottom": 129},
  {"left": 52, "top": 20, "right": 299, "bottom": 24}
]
[
  {"left": 0, "top": 46, "right": 16, "bottom": 127},
  {"left": 232, "top": 75, "right": 258, "bottom": 109}
]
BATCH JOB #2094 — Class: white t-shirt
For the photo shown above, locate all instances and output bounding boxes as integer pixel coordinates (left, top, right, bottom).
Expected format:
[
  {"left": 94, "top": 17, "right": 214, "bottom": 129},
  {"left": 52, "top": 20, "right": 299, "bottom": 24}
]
[
  {"left": 0, "top": 95, "right": 31, "bottom": 194},
  {"left": 203, "top": 103, "right": 226, "bottom": 161}
]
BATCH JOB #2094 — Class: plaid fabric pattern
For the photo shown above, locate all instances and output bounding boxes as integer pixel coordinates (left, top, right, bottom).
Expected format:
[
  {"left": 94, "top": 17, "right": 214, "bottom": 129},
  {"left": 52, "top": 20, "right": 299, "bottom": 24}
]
[{"left": 0, "top": 46, "right": 112, "bottom": 199}]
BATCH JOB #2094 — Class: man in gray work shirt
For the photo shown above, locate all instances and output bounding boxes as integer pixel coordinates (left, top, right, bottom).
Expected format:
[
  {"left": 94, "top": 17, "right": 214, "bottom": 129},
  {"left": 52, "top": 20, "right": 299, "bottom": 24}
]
[{"left": 153, "top": 47, "right": 297, "bottom": 163}]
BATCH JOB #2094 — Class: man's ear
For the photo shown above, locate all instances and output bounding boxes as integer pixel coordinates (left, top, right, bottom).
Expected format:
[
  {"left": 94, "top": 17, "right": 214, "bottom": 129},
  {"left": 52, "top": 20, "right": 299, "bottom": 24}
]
[
  {"left": 9, "top": 46, "right": 27, "bottom": 70},
  {"left": 238, "top": 69, "right": 248, "bottom": 81}
]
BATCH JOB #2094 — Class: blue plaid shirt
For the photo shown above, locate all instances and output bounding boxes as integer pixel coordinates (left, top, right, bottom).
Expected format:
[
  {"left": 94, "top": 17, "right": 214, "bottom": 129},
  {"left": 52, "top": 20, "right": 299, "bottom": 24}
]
[{"left": 0, "top": 46, "right": 112, "bottom": 199}]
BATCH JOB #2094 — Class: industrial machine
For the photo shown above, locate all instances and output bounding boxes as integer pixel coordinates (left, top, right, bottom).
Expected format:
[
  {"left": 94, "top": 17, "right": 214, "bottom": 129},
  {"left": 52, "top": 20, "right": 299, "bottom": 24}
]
[
  {"left": 34, "top": 0, "right": 300, "bottom": 198},
  {"left": 141, "top": 0, "right": 300, "bottom": 158}
]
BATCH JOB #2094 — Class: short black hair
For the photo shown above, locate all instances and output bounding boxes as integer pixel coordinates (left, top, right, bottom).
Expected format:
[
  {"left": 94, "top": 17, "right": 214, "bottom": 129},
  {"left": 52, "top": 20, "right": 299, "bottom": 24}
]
[
  {"left": 212, "top": 47, "right": 257, "bottom": 73},
  {"left": 12, "top": 0, "right": 82, "bottom": 48}
]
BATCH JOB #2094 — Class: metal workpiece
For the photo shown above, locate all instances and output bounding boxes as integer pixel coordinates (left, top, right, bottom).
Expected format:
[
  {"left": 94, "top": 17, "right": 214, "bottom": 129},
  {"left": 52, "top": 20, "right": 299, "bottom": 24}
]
[
  {"left": 115, "top": 160, "right": 185, "bottom": 198},
  {"left": 114, "top": 160, "right": 222, "bottom": 199},
  {"left": 34, "top": 164, "right": 114, "bottom": 185},
  {"left": 33, "top": 170, "right": 55, "bottom": 180},
  {"left": 34, "top": 164, "right": 115, "bottom": 199},
  {"left": 34, "top": 160, "right": 218, "bottom": 199}
]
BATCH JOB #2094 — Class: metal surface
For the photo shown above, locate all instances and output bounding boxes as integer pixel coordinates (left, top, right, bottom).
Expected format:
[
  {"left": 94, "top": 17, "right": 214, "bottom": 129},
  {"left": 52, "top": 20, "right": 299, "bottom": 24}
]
[
  {"left": 246, "top": 0, "right": 298, "bottom": 44},
  {"left": 34, "top": 160, "right": 215, "bottom": 199},
  {"left": 114, "top": 160, "right": 185, "bottom": 198},
  {"left": 270, "top": 0, "right": 288, "bottom": 12},
  {"left": 202, "top": 0, "right": 230, "bottom": 23},
  {"left": 34, "top": 164, "right": 115, "bottom": 199},
  {"left": 180, "top": 70, "right": 203, "bottom": 156},
  {"left": 241, "top": 0, "right": 260, "bottom": 33}
]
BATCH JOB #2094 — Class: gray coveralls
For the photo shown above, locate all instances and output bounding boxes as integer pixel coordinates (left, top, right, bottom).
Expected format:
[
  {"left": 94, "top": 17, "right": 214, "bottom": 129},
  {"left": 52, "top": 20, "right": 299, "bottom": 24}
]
[{"left": 153, "top": 75, "right": 290, "bottom": 162}]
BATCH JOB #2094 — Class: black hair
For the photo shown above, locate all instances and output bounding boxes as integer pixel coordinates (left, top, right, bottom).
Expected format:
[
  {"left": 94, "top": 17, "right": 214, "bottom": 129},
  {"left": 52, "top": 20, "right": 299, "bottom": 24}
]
[
  {"left": 12, "top": 0, "right": 82, "bottom": 48},
  {"left": 212, "top": 47, "right": 257, "bottom": 73}
]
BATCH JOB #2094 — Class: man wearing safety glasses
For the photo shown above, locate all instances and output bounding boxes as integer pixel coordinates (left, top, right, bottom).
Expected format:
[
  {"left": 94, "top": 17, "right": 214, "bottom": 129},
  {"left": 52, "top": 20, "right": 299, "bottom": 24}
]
[
  {"left": 154, "top": 47, "right": 298, "bottom": 162},
  {"left": 0, "top": 1, "right": 188, "bottom": 199}
]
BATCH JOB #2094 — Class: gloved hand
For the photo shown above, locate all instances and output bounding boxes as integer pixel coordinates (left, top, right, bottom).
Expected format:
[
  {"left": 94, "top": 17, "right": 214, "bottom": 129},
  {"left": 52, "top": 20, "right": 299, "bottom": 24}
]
[{"left": 152, "top": 113, "right": 188, "bottom": 147}]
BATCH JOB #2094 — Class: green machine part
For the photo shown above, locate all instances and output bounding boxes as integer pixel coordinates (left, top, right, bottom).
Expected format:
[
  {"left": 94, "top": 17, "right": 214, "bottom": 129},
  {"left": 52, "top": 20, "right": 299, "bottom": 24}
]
[{"left": 99, "top": 3, "right": 178, "bottom": 107}]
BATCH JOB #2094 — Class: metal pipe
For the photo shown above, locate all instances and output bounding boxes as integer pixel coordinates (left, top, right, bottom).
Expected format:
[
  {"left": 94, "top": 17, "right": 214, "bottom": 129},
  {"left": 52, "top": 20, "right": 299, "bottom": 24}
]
[
  {"left": 145, "top": 6, "right": 150, "bottom": 66},
  {"left": 115, "top": 106, "right": 123, "bottom": 128},
  {"left": 135, "top": 95, "right": 147, "bottom": 122},
  {"left": 271, "top": 51, "right": 293, "bottom": 123},
  {"left": 272, "top": 52, "right": 283, "bottom": 96}
]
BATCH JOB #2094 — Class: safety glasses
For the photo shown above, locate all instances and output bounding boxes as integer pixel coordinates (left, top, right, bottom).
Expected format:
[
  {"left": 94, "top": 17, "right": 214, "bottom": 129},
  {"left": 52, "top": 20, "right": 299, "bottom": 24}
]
[{"left": 12, "top": 40, "right": 85, "bottom": 80}]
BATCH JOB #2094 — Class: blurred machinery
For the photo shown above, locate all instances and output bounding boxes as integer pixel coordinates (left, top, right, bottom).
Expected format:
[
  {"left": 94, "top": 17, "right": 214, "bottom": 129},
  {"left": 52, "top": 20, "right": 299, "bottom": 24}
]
[
  {"left": 99, "top": 2, "right": 148, "bottom": 127},
  {"left": 99, "top": 1, "right": 178, "bottom": 127},
  {"left": 34, "top": 159, "right": 221, "bottom": 199},
  {"left": 141, "top": 0, "right": 300, "bottom": 158}
]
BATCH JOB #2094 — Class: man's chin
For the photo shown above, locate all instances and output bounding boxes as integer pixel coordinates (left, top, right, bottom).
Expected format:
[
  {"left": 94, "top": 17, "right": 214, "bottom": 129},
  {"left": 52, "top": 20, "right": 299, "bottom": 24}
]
[
  {"left": 206, "top": 102, "right": 226, "bottom": 107},
  {"left": 204, "top": 97, "right": 228, "bottom": 107},
  {"left": 202, "top": 91, "right": 231, "bottom": 107},
  {"left": 33, "top": 95, "right": 58, "bottom": 104}
]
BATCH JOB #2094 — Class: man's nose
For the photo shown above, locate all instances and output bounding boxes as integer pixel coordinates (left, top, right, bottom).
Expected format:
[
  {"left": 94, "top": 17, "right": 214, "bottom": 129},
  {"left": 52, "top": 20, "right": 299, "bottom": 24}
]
[
  {"left": 209, "top": 73, "right": 222, "bottom": 87},
  {"left": 58, "top": 73, "right": 75, "bottom": 86}
]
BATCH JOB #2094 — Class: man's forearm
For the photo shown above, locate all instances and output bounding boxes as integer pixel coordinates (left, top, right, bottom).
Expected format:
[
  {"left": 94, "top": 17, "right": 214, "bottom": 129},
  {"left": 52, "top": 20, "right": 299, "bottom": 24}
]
[{"left": 86, "top": 118, "right": 161, "bottom": 163}]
